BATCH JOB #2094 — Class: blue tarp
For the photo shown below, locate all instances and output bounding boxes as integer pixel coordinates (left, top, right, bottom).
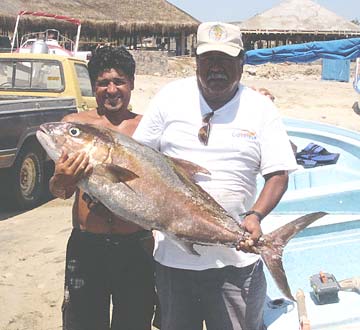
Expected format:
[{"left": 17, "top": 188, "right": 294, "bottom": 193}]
[
  {"left": 322, "top": 59, "right": 350, "bottom": 82},
  {"left": 245, "top": 38, "right": 360, "bottom": 65}
]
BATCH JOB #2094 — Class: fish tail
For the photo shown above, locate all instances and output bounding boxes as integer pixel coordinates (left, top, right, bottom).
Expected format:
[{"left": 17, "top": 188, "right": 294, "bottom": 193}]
[{"left": 259, "top": 212, "right": 327, "bottom": 301}]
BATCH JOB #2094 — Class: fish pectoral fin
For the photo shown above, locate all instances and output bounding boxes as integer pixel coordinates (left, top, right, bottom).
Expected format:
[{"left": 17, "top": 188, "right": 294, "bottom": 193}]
[
  {"left": 168, "top": 156, "right": 210, "bottom": 177},
  {"left": 93, "top": 164, "right": 139, "bottom": 183}
]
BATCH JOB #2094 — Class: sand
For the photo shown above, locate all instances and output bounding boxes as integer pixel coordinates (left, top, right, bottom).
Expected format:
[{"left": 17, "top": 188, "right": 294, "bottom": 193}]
[{"left": 0, "top": 60, "right": 359, "bottom": 330}]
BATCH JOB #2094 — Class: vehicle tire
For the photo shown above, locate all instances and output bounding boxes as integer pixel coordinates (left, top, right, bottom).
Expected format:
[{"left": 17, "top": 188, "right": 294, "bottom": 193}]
[{"left": 9, "top": 144, "right": 45, "bottom": 209}]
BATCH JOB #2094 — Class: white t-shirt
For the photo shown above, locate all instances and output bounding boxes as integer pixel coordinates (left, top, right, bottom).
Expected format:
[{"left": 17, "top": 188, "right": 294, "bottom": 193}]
[{"left": 133, "top": 77, "right": 297, "bottom": 270}]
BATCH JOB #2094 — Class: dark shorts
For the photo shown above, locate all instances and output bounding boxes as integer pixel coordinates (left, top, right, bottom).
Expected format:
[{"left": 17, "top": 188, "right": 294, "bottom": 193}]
[
  {"left": 62, "top": 228, "right": 156, "bottom": 330},
  {"left": 155, "top": 260, "right": 267, "bottom": 330}
]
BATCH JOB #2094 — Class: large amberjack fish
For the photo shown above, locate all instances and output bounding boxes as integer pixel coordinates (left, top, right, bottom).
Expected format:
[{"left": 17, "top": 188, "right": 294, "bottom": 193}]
[{"left": 36, "top": 121, "right": 326, "bottom": 300}]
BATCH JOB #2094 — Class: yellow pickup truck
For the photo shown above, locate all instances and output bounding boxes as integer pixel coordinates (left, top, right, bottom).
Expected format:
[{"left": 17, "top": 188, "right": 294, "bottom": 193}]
[
  {"left": 0, "top": 52, "right": 96, "bottom": 111},
  {"left": 0, "top": 53, "right": 96, "bottom": 209}
]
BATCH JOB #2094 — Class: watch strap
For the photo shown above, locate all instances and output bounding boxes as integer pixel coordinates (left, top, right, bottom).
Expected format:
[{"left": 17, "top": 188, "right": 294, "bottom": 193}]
[{"left": 240, "top": 210, "right": 264, "bottom": 223}]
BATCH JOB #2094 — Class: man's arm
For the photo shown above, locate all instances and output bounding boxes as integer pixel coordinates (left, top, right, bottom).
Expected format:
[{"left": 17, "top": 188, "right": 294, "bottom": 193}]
[
  {"left": 250, "top": 170, "right": 288, "bottom": 221},
  {"left": 251, "top": 86, "right": 275, "bottom": 102},
  {"left": 238, "top": 89, "right": 294, "bottom": 250},
  {"left": 238, "top": 170, "right": 288, "bottom": 251}
]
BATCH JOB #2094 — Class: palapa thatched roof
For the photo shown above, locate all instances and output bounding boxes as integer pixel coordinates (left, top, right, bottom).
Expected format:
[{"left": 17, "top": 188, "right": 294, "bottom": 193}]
[
  {"left": 239, "top": 0, "right": 360, "bottom": 35},
  {"left": 0, "top": 0, "right": 200, "bottom": 39}
]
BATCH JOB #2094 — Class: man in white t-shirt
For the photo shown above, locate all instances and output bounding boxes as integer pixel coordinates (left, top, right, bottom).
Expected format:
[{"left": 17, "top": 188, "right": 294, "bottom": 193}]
[{"left": 133, "top": 22, "right": 297, "bottom": 330}]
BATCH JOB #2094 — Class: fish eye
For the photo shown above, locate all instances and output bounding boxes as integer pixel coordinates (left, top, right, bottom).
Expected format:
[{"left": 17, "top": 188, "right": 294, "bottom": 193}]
[{"left": 68, "top": 127, "right": 81, "bottom": 137}]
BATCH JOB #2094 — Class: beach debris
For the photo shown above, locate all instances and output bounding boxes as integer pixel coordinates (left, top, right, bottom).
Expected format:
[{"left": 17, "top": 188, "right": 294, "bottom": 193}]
[
  {"left": 296, "top": 289, "right": 310, "bottom": 330},
  {"left": 36, "top": 121, "right": 327, "bottom": 301},
  {"left": 339, "top": 276, "right": 360, "bottom": 294},
  {"left": 353, "top": 101, "right": 360, "bottom": 115},
  {"left": 310, "top": 271, "right": 341, "bottom": 304},
  {"left": 245, "top": 66, "right": 257, "bottom": 76}
]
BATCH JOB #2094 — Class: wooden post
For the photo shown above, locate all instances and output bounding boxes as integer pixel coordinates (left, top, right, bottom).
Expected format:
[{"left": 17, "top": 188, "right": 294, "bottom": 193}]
[
  {"left": 296, "top": 289, "right": 311, "bottom": 330},
  {"left": 167, "top": 35, "right": 171, "bottom": 54},
  {"left": 180, "top": 30, "right": 186, "bottom": 56}
]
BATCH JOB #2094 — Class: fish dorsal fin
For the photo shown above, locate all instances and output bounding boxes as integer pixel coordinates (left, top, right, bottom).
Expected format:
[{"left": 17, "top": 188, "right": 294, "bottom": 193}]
[
  {"left": 167, "top": 156, "right": 228, "bottom": 212},
  {"left": 93, "top": 164, "right": 139, "bottom": 183},
  {"left": 167, "top": 156, "right": 210, "bottom": 181}
]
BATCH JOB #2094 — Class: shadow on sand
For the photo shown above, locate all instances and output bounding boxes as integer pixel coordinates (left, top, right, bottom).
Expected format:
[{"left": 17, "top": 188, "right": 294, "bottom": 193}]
[{"left": 0, "top": 194, "right": 54, "bottom": 221}]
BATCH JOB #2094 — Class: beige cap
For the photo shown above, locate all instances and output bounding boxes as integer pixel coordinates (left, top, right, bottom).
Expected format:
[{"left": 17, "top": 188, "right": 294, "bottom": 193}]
[{"left": 196, "top": 22, "right": 244, "bottom": 57}]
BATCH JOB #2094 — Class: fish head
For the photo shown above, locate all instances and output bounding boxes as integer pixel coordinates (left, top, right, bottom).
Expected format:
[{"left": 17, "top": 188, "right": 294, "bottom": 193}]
[{"left": 36, "top": 121, "right": 114, "bottom": 164}]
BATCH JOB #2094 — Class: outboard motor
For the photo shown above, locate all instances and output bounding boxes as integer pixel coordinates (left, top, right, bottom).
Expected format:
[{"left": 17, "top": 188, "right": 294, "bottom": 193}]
[{"left": 31, "top": 40, "right": 49, "bottom": 54}]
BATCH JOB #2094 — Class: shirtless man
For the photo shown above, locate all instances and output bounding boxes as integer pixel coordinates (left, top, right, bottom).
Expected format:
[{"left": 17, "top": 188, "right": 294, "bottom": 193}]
[{"left": 49, "top": 46, "right": 155, "bottom": 330}]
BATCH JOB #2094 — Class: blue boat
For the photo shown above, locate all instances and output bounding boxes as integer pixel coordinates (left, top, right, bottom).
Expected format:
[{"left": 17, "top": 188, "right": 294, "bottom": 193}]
[
  {"left": 248, "top": 39, "right": 360, "bottom": 329},
  {"left": 257, "top": 118, "right": 360, "bottom": 330},
  {"left": 257, "top": 117, "right": 360, "bottom": 215}
]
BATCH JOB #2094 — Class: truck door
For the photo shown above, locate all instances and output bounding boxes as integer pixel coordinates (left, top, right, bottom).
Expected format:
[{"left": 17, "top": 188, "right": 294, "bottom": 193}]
[{"left": 73, "top": 63, "right": 97, "bottom": 111}]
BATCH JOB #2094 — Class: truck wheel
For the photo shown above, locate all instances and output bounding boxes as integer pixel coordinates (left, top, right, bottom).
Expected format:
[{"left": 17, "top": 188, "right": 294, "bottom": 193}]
[{"left": 10, "top": 145, "right": 45, "bottom": 209}]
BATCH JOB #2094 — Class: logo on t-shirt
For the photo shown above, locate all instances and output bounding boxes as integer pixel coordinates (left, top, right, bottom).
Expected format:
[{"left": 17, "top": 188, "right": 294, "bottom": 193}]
[{"left": 232, "top": 129, "right": 257, "bottom": 140}]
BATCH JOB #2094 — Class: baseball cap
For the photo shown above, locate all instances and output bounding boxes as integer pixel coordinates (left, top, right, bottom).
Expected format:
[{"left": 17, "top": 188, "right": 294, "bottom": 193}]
[{"left": 196, "top": 22, "right": 244, "bottom": 57}]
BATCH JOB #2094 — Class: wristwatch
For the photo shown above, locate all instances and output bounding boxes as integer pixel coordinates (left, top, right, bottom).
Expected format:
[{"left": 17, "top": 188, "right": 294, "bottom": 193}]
[{"left": 240, "top": 210, "right": 264, "bottom": 223}]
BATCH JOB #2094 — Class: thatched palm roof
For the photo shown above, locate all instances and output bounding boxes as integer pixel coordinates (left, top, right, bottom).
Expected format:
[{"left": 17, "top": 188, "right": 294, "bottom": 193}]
[
  {"left": 239, "top": 0, "right": 360, "bottom": 35},
  {"left": 0, "top": 0, "right": 200, "bottom": 39}
]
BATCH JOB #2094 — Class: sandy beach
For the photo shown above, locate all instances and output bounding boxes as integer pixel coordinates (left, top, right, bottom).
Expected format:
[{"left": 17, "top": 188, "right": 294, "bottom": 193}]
[{"left": 0, "top": 59, "right": 360, "bottom": 330}]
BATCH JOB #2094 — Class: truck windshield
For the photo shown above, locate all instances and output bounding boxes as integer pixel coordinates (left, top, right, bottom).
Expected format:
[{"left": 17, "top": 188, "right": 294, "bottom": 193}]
[{"left": 0, "top": 60, "right": 64, "bottom": 91}]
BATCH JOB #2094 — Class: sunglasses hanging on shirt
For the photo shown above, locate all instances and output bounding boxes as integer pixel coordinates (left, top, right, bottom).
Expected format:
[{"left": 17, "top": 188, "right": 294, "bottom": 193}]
[{"left": 198, "top": 111, "right": 215, "bottom": 146}]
